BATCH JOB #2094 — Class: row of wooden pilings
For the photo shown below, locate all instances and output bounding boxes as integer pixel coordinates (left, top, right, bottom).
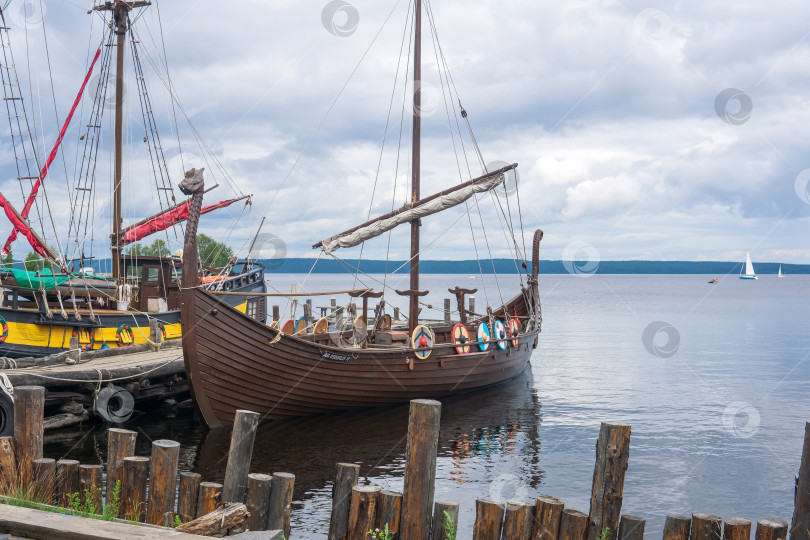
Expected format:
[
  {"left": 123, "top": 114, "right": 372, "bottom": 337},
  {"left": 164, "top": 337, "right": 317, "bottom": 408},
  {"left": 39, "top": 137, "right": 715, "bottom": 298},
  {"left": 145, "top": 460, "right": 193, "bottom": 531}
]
[
  {"left": 0, "top": 386, "right": 294, "bottom": 536},
  {"left": 3, "top": 385, "right": 810, "bottom": 538}
]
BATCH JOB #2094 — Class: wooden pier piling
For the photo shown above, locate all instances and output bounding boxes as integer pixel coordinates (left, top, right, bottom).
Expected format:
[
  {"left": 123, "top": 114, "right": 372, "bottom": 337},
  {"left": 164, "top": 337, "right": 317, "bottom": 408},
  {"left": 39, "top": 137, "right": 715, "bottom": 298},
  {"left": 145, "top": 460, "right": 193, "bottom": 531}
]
[
  {"left": 756, "top": 518, "right": 788, "bottom": 540},
  {"left": 79, "top": 464, "right": 103, "bottom": 509},
  {"left": 617, "top": 515, "right": 645, "bottom": 540},
  {"left": 473, "top": 498, "right": 506, "bottom": 539},
  {"left": 56, "top": 459, "right": 79, "bottom": 507},
  {"left": 121, "top": 456, "right": 149, "bottom": 521},
  {"left": 792, "top": 421, "right": 810, "bottom": 540},
  {"left": 588, "top": 422, "right": 631, "bottom": 540},
  {"left": 329, "top": 462, "right": 360, "bottom": 540},
  {"left": 32, "top": 457, "right": 55, "bottom": 504},
  {"left": 662, "top": 514, "right": 691, "bottom": 540},
  {"left": 400, "top": 399, "right": 442, "bottom": 540},
  {"left": 145, "top": 439, "right": 180, "bottom": 525},
  {"left": 444, "top": 298, "right": 451, "bottom": 322},
  {"left": 348, "top": 485, "right": 380, "bottom": 540},
  {"left": 266, "top": 472, "right": 295, "bottom": 538},
  {"left": 377, "top": 489, "right": 402, "bottom": 535},
  {"left": 13, "top": 385, "right": 44, "bottom": 485},
  {"left": 222, "top": 409, "right": 259, "bottom": 503},
  {"left": 196, "top": 481, "right": 222, "bottom": 518},
  {"left": 533, "top": 495, "right": 565, "bottom": 540},
  {"left": 503, "top": 500, "right": 534, "bottom": 539},
  {"left": 692, "top": 513, "right": 722, "bottom": 540},
  {"left": 105, "top": 427, "right": 136, "bottom": 506},
  {"left": 723, "top": 518, "right": 751, "bottom": 540},
  {"left": 432, "top": 500, "right": 459, "bottom": 540},
  {"left": 245, "top": 472, "right": 273, "bottom": 532},
  {"left": 177, "top": 471, "right": 201, "bottom": 524},
  {"left": 559, "top": 509, "right": 589, "bottom": 540},
  {"left": 0, "top": 436, "right": 16, "bottom": 493}
]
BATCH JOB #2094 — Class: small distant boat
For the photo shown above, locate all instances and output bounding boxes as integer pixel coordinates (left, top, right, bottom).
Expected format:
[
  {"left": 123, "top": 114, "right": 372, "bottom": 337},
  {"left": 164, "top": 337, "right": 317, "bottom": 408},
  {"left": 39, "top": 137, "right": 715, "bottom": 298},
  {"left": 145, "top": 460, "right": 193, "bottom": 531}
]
[
  {"left": 708, "top": 278, "right": 718, "bottom": 284},
  {"left": 778, "top": 265, "right": 785, "bottom": 278},
  {"left": 739, "top": 252, "right": 758, "bottom": 280}
]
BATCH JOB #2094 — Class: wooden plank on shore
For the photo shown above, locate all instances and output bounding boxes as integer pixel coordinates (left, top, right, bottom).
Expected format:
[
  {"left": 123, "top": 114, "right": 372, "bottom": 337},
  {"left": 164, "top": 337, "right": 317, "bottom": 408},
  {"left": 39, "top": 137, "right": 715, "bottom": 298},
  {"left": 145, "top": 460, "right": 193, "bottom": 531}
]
[
  {"left": 176, "top": 502, "right": 248, "bottom": 536},
  {"left": 792, "top": 421, "right": 810, "bottom": 540},
  {"left": 662, "top": 514, "right": 691, "bottom": 540},
  {"left": 400, "top": 399, "right": 442, "bottom": 540},
  {"left": 328, "top": 462, "right": 360, "bottom": 540},
  {"left": 588, "top": 422, "right": 631, "bottom": 540},
  {"left": 432, "top": 500, "right": 459, "bottom": 540},
  {"left": 0, "top": 502, "right": 203, "bottom": 539},
  {"left": 532, "top": 495, "right": 564, "bottom": 540}
]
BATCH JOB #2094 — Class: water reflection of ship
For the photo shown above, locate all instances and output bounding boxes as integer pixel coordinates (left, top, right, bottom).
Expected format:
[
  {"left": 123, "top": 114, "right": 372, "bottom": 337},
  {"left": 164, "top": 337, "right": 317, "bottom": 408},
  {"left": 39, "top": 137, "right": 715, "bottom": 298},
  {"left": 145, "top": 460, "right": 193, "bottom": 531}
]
[{"left": 193, "top": 364, "right": 541, "bottom": 503}]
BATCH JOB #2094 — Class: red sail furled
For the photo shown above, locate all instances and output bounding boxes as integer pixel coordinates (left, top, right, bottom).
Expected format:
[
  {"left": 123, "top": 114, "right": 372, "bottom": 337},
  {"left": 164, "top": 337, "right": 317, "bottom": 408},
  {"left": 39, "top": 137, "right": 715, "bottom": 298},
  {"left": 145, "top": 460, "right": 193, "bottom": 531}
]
[
  {"left": 0, "top": 193, "right": 51, "bottom": 259},
  {"left": 121, "top": 198, "right": 242, "bottom": 246},
  {"left": 1, "top": 45, "right": 102, "bottom": 256}
]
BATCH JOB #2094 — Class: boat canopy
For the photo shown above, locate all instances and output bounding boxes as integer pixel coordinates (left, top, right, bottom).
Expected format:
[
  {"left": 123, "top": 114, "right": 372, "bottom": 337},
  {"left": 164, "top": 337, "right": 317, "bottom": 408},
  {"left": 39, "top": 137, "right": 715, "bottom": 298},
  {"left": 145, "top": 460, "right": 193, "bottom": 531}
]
[{"left": 314, "top": 164, "right": 515, "bottom": 254}]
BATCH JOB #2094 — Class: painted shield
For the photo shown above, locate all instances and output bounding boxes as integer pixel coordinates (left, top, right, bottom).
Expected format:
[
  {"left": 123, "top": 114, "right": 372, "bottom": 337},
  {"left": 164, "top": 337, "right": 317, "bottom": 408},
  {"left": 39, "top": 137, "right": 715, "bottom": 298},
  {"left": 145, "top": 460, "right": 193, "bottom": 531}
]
[
  {"left": 476, "top": 322, "right": 491, "bottom": 352},
  {"left": 509, "top": 318, "right": 521, "bottom": 348},
  {"left": 494, "top": 320, "right": 507, "bottom": 350},
  {"left": 313, "top": 317, "right": 329, "bottom": 334},
  {"left": 281, "top": 319, "right": 295, "bottom": 335},
  {"left": 452, "top": 323, "right": 471, "bottom": 355},
  {"left": 411, "top": 324, "right": 435, "bottom": 360},
  {"left": 295, "top": 317, "right": 308, "bottom": 335}
]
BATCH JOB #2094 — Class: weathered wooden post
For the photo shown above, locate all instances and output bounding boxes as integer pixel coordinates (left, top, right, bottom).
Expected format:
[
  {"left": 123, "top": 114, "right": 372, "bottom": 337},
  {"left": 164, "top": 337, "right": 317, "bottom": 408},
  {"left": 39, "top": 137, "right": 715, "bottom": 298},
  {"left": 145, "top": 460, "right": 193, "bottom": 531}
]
[
  {"left": 56, "top": 459, "right": 80, "bottom": 507},
  {"left": 106, "top": 427, "right": 136, "bottom": 504},
  {"left": 377, "top": 490, "right": 403, "bottom": 535},
  {"left": 32, "top": 457, "right": 55, "bottom": 504},
  {"left": 79, "top": 464, "right": 103, "bottom": 509},
  {"left": 662, "top": 515, "right": 691, "bottom": 540},
  {"left": 196, "top": 481, "right": 223, "bottom": 518},
  {"left": 149, "top": 319, "right": 160, "bottom": 351},
  {"left": 68, "top": 336, "right": 81, "bottom": 362},
  {"left": 272, "top": 305, "right": 280, "bottom": 322},
  {"left": 792, "top": 421, "right": 810, "bottom": 540},
  {"left": 329, "top": 462, "right": 360, "bottom": 539},
  {"left": 0, "top": 436, "right": 17, "bottom": 493},
  {"left": 394, "top": 306, "right": 400, "bottom": 320},
  {"left": 348, "top": 485, "right": 381, "bottom": 540},
  {"left": 503, "top": 500, "right": 534, "bottom": 539},
  {"left": 691, "top": 513, "right": 722, "bottom": 540},
  {"left": 617, "top": 515, "right": 645, "bottom": 540},
  {"left": 177, "top": 471, "right": 202, "bottom": 524},
  {"left": 533, "top": 495, "right": 564, "bottom": 540},
  {"left": 432, "top": 500, "right": 459, "bottom": 540},
  {"left": 121, "top": 456, "right": 149, "bottom": 521},
  {"left": 723, "top": 518, "right": 751, "bottom": 540},
  {"left": 473, "top": 498, "right": 506, "bottom": 539},
  {"left": 146, "top": 439, "right": 180, "bottom": 525},
  {"left": 222, "top": 409, "right": 259, "bottom": 503},
  {"left": 559, "top": 509, "right": 589, "bottom": 540},
  {"left": 305, "top": 299, "right": 313, "bottom": 325},
  {"left": 331, "top": 297, "right": 337, "bottom": 315},
  {"left": 245, "top": 473, "right": 273, "bottom": 532},
  {"left": 756, "top": 518, "right": 788, "bottom": 540},
  {"left": 13, "top": 385, "right": 44, "bottom": 485},
  {"left": 444, "top": 298, "right": 451, "bottom": 322},
  {"left": 400, "top": 399, "right": 442, "bottom": 540},
  {"left": 266, "top": 472, "right": 295, "bottom": 538},
  {"left": 587, "top": 422, "right": 631, "bottom": 540}
]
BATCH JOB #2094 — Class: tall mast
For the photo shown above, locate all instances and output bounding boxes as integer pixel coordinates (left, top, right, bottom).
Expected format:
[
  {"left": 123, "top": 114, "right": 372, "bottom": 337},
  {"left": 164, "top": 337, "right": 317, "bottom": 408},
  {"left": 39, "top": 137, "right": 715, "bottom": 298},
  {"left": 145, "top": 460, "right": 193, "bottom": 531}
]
[
  {"left": 94, "top": 1, "right": 150, "bottom": 280},
  {"left": 408, "top": 0, "right": 421, "bottom": 330}
]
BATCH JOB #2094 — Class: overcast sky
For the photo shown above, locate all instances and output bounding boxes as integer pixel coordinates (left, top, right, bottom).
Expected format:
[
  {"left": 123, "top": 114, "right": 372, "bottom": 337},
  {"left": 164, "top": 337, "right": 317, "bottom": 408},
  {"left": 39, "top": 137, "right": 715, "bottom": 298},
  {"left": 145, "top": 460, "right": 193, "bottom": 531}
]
[{"left": 1, "top": 0, "right": 809, "bottom": 266}]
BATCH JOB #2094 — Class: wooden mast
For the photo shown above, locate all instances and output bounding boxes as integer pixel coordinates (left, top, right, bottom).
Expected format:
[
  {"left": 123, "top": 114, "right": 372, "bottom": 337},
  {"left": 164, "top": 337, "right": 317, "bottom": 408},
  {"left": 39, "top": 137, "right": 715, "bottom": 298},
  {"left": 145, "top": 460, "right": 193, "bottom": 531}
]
[
  {"left": 94, "top": 1, "right": 151, "bottom": 280},
  {"left": 408, "top": 0, "right": 422, "bottom": 332}
]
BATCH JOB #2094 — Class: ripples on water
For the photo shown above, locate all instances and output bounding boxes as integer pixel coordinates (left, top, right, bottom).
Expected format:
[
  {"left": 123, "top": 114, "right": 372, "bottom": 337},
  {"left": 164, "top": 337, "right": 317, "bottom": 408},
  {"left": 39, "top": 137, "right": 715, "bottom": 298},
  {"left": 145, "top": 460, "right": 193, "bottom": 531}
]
[{"left": 44, "top": 274, "right": 810, "bottom": 538}]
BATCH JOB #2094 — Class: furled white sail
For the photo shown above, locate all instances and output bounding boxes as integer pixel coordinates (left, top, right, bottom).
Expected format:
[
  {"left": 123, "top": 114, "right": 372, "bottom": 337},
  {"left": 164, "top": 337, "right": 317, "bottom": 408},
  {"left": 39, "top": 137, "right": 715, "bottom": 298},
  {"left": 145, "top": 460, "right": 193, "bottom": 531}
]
[{"left": 318, "top": 172, "right": 505, "bottom": 254}]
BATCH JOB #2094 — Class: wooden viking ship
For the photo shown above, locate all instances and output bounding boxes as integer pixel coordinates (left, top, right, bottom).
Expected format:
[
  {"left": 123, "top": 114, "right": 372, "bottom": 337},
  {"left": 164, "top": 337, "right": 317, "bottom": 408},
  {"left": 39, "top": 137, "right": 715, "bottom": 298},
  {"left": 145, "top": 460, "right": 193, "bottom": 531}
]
[
  {"left": 0, "top": 2, "right": 266, "bottom": 358},
  {"left": 181, "top": 1, "right": 544, "bottom": 427}
]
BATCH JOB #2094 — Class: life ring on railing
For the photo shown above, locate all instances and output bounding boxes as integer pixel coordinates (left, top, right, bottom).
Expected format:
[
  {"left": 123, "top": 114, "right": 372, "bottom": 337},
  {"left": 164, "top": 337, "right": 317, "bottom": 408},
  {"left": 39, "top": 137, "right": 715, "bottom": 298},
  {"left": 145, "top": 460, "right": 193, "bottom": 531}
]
[
  {"left": 0, "top": 315, "right": 8, "bottom": 343},
  {"left": 72, "top": 326, "right": 95, "bottom": 349},
  {"left": 115, "top": 324, "right": 135, "bottom": 347},
  {"left": 156, "top": 322, "right": 167, "bottom": 342},
  {"left": 223, "top": 280, "right": 233, "bottom": 290}
]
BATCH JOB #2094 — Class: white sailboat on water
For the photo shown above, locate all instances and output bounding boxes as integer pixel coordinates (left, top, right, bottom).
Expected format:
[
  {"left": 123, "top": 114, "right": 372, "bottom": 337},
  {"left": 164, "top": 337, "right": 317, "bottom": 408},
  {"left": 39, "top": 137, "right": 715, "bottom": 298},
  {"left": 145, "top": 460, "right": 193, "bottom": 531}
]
[
  {"left": 778, "top": 265, "right": 785, "bottom": 277},
  {"left": 740, "top": 252, "right": 758, "bottom": 280}
]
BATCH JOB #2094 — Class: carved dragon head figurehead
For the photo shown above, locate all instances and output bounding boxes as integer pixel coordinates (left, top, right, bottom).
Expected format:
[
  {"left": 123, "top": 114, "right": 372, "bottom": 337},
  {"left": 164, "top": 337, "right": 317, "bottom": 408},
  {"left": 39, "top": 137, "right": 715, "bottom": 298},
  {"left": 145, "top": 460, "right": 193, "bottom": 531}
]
[{"left": 179, "top": 167, "right": 205, "bottom": 195}]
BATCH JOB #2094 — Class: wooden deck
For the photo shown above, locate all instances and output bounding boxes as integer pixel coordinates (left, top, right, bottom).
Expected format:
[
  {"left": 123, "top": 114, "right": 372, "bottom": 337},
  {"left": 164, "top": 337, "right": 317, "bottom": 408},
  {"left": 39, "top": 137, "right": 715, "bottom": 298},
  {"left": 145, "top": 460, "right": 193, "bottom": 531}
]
[{"left": 3, "top": 346, "right": 184, "bottom": 388}]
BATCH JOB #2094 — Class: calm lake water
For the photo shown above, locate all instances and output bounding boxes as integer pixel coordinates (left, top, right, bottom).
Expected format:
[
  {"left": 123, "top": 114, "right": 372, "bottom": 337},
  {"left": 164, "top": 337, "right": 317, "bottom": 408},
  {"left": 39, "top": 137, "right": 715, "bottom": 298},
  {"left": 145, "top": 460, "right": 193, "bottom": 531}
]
[{"left": 43, "top": 273, "right": 810, "bottom": 538}]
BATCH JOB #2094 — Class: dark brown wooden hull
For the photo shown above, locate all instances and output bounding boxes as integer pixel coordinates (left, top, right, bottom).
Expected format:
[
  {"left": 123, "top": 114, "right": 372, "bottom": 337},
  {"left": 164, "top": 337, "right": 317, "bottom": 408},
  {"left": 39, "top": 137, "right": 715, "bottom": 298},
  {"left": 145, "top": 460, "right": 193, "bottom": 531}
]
[{"left": 182, "top": 288, "right": 540, "bottom": 428}]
